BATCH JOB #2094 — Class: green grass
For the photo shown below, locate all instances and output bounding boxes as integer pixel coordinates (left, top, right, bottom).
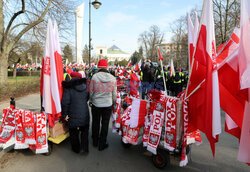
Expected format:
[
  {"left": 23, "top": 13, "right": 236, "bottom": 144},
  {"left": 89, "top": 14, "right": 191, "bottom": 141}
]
[{"left": 8, "top": 76, "right": 40, "bottom": 82}]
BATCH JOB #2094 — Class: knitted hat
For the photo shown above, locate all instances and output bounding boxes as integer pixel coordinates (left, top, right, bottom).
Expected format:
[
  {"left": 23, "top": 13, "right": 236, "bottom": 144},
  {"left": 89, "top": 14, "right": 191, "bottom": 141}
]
[
  {"left": 98, "top": 59, "right": 108, "bottom": 69},
  {"left": 70, "top": 72, "right": 82, "bottom": 78}
]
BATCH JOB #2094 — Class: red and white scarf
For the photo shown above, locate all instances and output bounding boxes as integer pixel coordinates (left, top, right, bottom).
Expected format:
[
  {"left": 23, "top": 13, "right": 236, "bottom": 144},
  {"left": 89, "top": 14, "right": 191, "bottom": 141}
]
[
  {"left": 180, "top": 100, "right": 189, "bottom": 167},
  {"left": 22, "top": 110, "right": 36, "bottom": 145},
  {"left": 164, "top": 97, "right": 178, "bottom": 151},
  {"left": 147, "top": 100, "right": 165, "bottom": 155},
  {"left": 143, "top": 102, "right": 155, "bottom": 147},
  {"left": 0, "top": 108, "right": 16, "bottom": 143},
  {"left": 112, "top": 92, "right": 122, "bottom": 133},
  {"left": 35, "top": 113, "right": 48, "bottom": 154},
  {"left": 15, "top": 109, "right": 29, "bottom": 149},
  {"left": 121, "top": 105, "right": 141, "bottom": 145}
]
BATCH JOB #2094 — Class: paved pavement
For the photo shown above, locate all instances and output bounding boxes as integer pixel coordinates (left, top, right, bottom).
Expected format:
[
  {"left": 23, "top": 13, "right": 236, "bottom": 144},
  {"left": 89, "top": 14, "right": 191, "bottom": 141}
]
[{"left": 0, "top": 93, "right": 249, "bottom": 172}]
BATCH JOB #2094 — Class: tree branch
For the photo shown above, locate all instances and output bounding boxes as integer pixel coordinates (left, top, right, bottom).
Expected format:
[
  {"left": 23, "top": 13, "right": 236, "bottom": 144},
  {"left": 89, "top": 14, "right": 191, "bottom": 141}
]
[
  {"left": 7, "top": 0, "right": 52, "bottom": 53},
  {"left": 2, "top": 0, "right": 25, "bottom": 47},
  {"left": 9, "top": 23, "right": 29, "bottom": 33}
]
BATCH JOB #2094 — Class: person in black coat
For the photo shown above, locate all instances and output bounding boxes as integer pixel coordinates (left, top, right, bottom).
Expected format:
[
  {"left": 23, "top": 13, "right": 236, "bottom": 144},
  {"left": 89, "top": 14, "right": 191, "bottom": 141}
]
[
  {"left": 61, "top": 72, "right": 89, "bottom": 153},
  {"left": 141, "top": 60, "right": 154, "bottom": 99}
]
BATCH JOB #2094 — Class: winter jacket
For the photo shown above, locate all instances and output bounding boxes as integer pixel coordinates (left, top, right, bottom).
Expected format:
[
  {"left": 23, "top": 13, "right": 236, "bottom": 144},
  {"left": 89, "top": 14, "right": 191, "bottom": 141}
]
[
  {"left": 89, "top": 69, "right": 117, "bottom": 107},
  {"left": 141, "top": 62, "right": 154, "bottom": 83},
  {"left": 61, "top": 78, "right": 89, "bottom": 128}
]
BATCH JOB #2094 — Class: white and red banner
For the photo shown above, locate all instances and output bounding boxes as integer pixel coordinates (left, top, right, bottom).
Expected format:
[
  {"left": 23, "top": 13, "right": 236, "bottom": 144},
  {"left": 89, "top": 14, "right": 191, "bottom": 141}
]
[
  {"left": 112, "top": 92, "right": 122, "bottom": 132},
  {"left": 186, "top": 0, "right": 221, "bottom": 156}
]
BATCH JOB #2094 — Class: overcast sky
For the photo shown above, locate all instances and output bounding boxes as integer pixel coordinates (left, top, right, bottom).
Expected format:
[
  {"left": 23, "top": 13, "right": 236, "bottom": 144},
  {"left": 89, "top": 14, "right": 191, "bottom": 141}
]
[{"left": 77, "top": 0, "right": 203, "bottom": 55}]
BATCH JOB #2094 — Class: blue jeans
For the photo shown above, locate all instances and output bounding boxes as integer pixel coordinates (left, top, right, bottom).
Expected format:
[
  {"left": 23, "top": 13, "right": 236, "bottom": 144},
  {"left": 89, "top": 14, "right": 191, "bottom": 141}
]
[{"left": 142, "top": 82, "right": 152, "bottom": 99}]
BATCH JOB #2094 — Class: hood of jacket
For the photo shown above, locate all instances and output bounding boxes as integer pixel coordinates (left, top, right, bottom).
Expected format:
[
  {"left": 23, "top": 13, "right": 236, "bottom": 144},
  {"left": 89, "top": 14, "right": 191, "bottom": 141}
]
[
  {"left": 62, "top": 78, "right": 87, "bottom": 92},
  {"left": 95, "top": 69, "right": 114, "bottom": 83}
]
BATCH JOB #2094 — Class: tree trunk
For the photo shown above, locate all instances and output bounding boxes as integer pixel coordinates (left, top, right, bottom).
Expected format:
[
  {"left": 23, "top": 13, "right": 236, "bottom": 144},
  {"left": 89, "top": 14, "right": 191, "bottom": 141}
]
[
  {"left": 0, "top": 52, "right": 8, "bottom": 82},
  {"left": 13, "top": 67, "right": 17, "bottom": 79}
]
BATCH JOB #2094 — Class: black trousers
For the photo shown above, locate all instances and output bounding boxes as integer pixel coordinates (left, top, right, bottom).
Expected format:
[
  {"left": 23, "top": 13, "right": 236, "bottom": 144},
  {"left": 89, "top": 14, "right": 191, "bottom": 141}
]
[
  {"left": 69, "top": 125, "right": 89, "bottom": 153},
  {"left": 174, "top": 83, "right": 182, "bottom": 97},
  {"left": 91, "top": 105, "right": 112, "bottom": 147}
]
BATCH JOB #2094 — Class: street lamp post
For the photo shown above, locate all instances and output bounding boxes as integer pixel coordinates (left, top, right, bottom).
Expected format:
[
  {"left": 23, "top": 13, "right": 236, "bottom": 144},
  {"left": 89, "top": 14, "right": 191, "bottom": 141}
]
[{"left": 89, "top": 0, "right": 102, "bottom": 66}]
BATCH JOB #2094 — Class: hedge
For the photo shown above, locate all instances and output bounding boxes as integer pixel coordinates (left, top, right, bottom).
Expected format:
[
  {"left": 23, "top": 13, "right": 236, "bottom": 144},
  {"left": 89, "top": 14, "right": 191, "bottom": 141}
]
[{"left": 8, "top": 71, "right": 41, "bottom": 77}]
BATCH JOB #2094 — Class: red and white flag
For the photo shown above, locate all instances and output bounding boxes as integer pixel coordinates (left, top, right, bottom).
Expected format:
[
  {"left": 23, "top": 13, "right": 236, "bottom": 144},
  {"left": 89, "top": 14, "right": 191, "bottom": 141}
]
[
  {"left": 194, "top": 11, "right": 200, "bottom": 44},
  {"left": 41, "top": 19, "right": 64, "bottom": 127},
  {"left": 129, "top": 98, "right": 147, "bottom": 128},
  {"left": 187, "top": 0, "right": 221, "bottom": 156},
  {"left": 134, "top": 59, "right": 141, "bottom": 71},
  {"left": 187, "top": 13, "right": 195, "bottom": 69},
  {"left": 127, "top": 60, "right": 132, "bottom": 67},
  {"left": 170, "top": 59, "right": 175, "bottom": 77},
  {"left": 237, "top": 0, "right": 250, "bottom": 164},
  {"left": 158, "top": 47, "right": 163, "bottom": 61}
]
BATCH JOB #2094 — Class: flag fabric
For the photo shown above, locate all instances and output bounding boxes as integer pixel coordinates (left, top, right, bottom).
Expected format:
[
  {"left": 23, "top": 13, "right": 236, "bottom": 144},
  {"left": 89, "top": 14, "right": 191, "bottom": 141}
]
[
  {"left": 129, "top": 98, "right": 147, "bottom": 128},
  {"left": 237, "top": 0, "right": 250, "bottom": 164},
  {"left": 187, "top": 0, "right": 221, "bottom": 156},
  {"left": 238, "top": 0, "right": 250, "bottom": 90},
  {"left": 158, "top": 47, "right": 163, "bottom": 61},
  {"left": 135, "top": 60, "right": 141, "bottom": 71},
  {"left": 187, "top": 13, "right": 195, "bottom": 69},
  {"left": 217, "top": 27, "right": 246, "bottom": 140},
  {"left": 170, "top": 59, "right": 175, "bottom": 77},
  {"left": 127, "top": 61, "right": 132, "bottom": 67},
  {"left": 41, "top": 19, "right": 64, "bottom": 127},
  {"left": 194, "top": 11, "right": 200, "bottom": 44}
]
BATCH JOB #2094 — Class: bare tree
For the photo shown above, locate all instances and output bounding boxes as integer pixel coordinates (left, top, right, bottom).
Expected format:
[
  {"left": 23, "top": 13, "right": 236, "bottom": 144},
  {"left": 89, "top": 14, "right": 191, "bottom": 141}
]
[
  {"left": 138, "top": 25, "right": 164, "bottom": 61},
  {"left": 213, "top": 0, "right": 240, "bottom": 45},
  {"left": 0, "top": 0, "right": 77, "bottom": 82}
]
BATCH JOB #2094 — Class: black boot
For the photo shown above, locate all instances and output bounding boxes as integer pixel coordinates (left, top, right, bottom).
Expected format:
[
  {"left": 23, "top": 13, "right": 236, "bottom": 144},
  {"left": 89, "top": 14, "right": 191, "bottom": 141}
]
[{"left": 98, "top": 143, "right": 109, "bottom": 151}]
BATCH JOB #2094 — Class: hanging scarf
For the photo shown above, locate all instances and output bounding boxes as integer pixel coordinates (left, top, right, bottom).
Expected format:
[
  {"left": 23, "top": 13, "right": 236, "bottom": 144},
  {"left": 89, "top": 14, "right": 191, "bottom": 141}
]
[
  {"left": 143, "top": 102, "right": 155, "bottom": 147},
  {"left": 35, "top": 113, "right": 48, "bottom": 154},
  {"left": 14, "top": 109, "right": 29, "bottom": 149},
  {"left": 164, "top": 97, "right": 178, "bottom": 151},
  {"left": 112, "top": 92, "right": 122, "bottom": 133},
  {"left": 22, "top": 110, "right": 36, "bottom": 145},
  {"left": 147, "top": 98, "right": 166, "bottom": 155},
  {"left": 0, "top": 108, "right": 16, "bottom": 143},
  {"left": 121, "top": 105, "right": 132, "bottom": 143},
  {"left": 123, "top": 126, "right": 140, "bottom": 145},
  {"left": 180, "top": 100, "right": 189, "bottom": 167}
]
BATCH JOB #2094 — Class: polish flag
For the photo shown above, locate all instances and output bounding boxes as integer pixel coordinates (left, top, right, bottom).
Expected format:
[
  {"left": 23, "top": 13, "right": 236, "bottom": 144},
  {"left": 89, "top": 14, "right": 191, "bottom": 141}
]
[
  {"left": 187, "top": 13, "right": 195, "bottom": 69},
  {"left": 194, "top": 11, "right": 200, "bottom": 44},
  {"left": 187, "top": 0, "right": 221, "bottom": 156},
  {"left": 127, "top": 60, "right": 132, "bottom": 67},
  {"left": 135, "top": 60, "right": 141, "bottom": 71},
  {"left": 41, "top": 19, "right": 64, "bottom": 127},
  {"left": 237, "top": 0, "right": 250, "bottom": 164},
  {"left": 170, "top": 59, "right": 175, "bottom": 77},
  {"left": 158, "top": 47, "right": 163, "bottom": 61},
  {"left": 217, "top": 27, "right": 246, "bottom": 140},
  {"left": 129, "top": 98, "right": 147, "bottom": 128}
]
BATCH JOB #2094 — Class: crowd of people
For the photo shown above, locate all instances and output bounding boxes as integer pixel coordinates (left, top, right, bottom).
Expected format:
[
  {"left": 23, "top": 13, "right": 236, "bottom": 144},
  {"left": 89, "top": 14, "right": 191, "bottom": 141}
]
[{"left": 60, "top": 59, "right": 189, "bottom": 154}]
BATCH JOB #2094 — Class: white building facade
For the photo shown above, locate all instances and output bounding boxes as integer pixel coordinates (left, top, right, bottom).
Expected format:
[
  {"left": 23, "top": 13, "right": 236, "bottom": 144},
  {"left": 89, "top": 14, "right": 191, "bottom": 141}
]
[{"left": 96, "top": 45, "right": 130, "bottom": 62}]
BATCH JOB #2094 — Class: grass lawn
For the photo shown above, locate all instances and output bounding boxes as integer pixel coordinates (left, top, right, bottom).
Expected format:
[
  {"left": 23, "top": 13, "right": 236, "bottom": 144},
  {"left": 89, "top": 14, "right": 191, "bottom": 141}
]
[{"left": 8, "top": 76, "right": 40, "bottom": 82}]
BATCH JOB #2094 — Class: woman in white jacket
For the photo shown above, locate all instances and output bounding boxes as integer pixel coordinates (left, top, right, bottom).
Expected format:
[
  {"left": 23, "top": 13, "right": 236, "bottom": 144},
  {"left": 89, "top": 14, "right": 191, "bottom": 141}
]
[{"left": 89, "top": 59, "right": 117, "bottom": 151}]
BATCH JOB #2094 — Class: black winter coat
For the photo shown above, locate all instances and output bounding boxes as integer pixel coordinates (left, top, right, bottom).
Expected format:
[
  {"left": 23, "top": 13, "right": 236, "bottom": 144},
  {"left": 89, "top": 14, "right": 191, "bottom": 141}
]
[{"left": 61, "top": 78, "right": 89, "bottom": 128}]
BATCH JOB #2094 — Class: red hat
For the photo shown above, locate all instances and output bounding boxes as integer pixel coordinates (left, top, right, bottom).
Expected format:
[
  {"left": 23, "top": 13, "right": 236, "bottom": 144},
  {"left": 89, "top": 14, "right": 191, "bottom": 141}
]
[
  {"left": 67, "top": 68, "right": 73, "bottom": 75},
  {"left": 98, "top": 59, "right": 108, "bottom": 69},
  {"left": 70, "top": 72, "right": 82, "bottom": 78}
]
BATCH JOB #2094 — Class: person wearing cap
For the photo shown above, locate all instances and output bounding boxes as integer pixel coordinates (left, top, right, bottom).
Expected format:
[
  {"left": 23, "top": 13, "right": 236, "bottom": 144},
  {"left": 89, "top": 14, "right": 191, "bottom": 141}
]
[
  {"left": 89, "top": 59, "right": 117, "bottom": 151},
  {"left": 61, "top": 71, "right": 89, "bottom": 154}
]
